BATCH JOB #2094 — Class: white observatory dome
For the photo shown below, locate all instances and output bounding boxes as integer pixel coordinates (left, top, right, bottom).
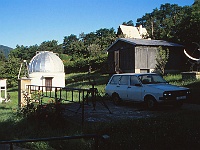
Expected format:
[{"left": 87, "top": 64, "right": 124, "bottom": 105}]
[{"left": 29, "top": 51, "right": 64, "bottom": 73}]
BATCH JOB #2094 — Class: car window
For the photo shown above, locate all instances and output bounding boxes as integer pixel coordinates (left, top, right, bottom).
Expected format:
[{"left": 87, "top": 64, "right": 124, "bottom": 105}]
[
  {"left": 110, "top": 75, "right": 121, "bottom": 84},
  {"left": 151, "top": 75, "right": 167, "bottom": 83},
  {"left": 138, "top": 74, "right": 167, "bottom": 84},
  {"left": 139, "top": 75, "right": 152, "bottom": 84},
  {"left": 119, "top": 75, "right": 129, "bottom": 85},
  {"left": 130, "top": 76, "right": 140, "bottom": 86}
]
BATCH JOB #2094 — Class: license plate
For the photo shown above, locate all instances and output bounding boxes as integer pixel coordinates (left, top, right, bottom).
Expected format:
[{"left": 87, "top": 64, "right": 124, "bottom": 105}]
[{"left": 177, "top": 96, "right": 186, "bottom": 100}]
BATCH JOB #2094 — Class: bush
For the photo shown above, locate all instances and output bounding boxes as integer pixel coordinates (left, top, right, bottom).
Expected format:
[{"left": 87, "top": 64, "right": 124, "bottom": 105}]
[{"left": 64, "top": 54, "right": 108, "bottom": 73}]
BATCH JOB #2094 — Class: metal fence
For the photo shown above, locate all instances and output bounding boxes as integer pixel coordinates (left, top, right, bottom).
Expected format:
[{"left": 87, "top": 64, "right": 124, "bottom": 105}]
[
  {"left": 25, "top": 85, "right": 103, "bottom": 126},
  {"left": 26, "top": 85, "right": 92, "bottom": 104},
  {"left": 0, "top": 134, "right": 110, "bottom": 150}
]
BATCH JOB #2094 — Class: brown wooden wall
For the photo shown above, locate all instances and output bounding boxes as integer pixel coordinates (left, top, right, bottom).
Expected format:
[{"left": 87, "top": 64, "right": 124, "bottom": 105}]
[
  {"left": 107, "top": 40, "right": 186, "bottom": 74},
  {"left": 135, "top": 46, "right": 157, "bottom": 70}
]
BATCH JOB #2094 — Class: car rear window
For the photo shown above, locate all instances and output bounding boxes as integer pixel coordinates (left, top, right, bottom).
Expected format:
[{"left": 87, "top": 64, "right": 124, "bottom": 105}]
[{"left": 110, "top": 75, "right": 121, "bottom": 84}]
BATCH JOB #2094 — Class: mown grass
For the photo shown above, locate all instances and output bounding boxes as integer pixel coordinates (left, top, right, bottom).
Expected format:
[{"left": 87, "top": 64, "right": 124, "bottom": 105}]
[
  {"left": 164, "top": 74, "right": 200, "bottom": 104},
  {"left": 0, "top": 72, "right": 200, "bottom": 149}
]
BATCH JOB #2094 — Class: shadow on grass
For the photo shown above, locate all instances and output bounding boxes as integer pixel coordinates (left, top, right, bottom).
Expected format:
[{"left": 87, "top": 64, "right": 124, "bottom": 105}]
[
  {"left": 66, "top": 72, "right": 109, "bottom": 88},
  {"left": 0, "top": 106, "right": 11, "bottom": 110},
  {"left": 185, "top": 80, "right": 200, "bottom": 104},
  {"left": 7, "top": 87, "right": 18, "bottom": 92}
]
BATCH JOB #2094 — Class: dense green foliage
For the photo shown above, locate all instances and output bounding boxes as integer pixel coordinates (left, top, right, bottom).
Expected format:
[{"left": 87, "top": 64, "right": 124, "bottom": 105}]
[
  {"left": 155, "top": 46, "right": 169, "bottom": 75},
  {"left": 62, "top": 28, "right": 116, "bottom": 73}
]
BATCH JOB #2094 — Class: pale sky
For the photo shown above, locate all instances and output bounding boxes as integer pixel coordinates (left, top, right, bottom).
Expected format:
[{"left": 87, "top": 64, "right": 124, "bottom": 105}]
[{"left": 0, "top": 0, "right": 194, "bottom": 48}]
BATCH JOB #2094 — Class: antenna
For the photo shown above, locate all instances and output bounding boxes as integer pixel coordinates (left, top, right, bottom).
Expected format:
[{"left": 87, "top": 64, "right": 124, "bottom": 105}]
[{"left": 18, "top": 60, "right": 29, "bottom": 79}]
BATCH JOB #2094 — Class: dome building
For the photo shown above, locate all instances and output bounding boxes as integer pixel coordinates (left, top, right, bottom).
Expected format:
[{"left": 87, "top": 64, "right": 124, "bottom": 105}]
[{"left": 29, "top": 51, "right": 65, "bottom": 89}]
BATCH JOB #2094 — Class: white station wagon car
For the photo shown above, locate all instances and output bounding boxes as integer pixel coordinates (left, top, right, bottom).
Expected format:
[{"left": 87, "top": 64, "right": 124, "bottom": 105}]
[{"left": 105, "top": 73, "right": 190, "bottom": 109}]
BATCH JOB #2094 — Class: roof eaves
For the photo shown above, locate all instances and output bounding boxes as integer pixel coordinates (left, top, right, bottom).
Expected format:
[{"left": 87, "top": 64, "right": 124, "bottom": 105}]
[
  {"left": 106, "top": 38, "right": 184, "bottom": 52},
  {"left": 118, "top": 38, "right": 137, "bottom": 45},
  {"left": 106, "top": 38, "right": 120, "bottom": 51},
  {"left": 106, "top": 38, "right": 137, "bottom": 52}
]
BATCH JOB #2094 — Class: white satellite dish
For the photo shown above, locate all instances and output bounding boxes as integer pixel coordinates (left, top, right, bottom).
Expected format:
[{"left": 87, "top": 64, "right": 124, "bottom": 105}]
[{"left": 184, "top": 49, "right": 200, "bottom": 62}]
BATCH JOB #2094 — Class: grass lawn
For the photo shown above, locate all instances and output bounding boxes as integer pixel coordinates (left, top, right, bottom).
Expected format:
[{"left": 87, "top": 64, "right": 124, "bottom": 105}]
[{"left": 0, "top": 72, "right": 200, "bottom": 150}]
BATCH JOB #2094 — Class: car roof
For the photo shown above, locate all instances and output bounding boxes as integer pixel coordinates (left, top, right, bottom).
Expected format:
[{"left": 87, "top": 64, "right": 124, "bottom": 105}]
[{"left": 112, "top": 73, "right": 158, "bottom": 77}]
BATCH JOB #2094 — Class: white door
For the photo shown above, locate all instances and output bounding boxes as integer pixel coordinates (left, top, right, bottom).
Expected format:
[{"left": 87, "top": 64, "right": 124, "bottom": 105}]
[
  {"left": 117, "top": 75, "right": 129, "bottom": 100},
  {"left": 127, "top": 75, "right": 143, "bottom": 101}
]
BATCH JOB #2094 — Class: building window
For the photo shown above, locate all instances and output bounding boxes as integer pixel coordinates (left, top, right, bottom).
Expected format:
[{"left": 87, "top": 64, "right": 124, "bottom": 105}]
[{"left": 140, "top": 69, "right": 150, "bottom": 73}]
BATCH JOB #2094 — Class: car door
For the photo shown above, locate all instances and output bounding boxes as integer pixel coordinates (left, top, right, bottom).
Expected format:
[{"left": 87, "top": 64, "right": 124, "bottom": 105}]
[
  {"left": 127, "top": 75, "right": 143, "bottom": 101},
  {"left": 106, "top": 75, "right": 121, "bottom": 95},
  {"left": 117, "top": 75, "right": 129, "bottom": 100}
]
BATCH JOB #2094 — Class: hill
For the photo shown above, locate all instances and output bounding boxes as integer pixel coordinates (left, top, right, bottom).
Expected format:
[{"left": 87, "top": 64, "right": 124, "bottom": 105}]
[{"left": 0, "top": 45, "right": 13, "bottom": 58}]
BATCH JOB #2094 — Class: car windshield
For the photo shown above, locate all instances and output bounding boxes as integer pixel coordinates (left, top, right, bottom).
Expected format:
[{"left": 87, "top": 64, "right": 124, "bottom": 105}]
[{"left": 138, "top": 74, "right": 167, "bottom": 84}]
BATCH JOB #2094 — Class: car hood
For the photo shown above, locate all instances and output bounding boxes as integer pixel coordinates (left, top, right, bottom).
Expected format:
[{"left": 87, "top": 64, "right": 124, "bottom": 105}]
[{"left": 147, "top": 83, "right": 188, "bottom": 91}]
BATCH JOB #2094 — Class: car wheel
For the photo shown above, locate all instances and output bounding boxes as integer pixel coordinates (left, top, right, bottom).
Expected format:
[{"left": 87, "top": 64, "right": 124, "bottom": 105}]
[
  {"left": 112, "top": 93, "right": 120, "bottom": 105},
  {"left": 145, "top": 97, "right": 157, "bottom": 110}
]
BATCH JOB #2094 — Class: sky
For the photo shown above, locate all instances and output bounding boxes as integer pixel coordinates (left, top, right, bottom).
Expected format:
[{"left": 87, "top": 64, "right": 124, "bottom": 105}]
[{"left": 0, "top": 0, "right": 194, "bottom": 48}]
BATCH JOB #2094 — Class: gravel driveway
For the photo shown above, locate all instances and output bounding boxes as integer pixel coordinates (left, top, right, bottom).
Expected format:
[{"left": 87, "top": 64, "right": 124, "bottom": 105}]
[{"left": 62, "top": 100, "right": 200, "bottom": 123}]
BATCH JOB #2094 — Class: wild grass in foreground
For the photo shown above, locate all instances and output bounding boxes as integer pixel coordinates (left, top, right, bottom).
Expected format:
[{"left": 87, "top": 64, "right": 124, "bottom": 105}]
[
  {"left": 1, "top": 106, "right": 200, "bottom": 150},
  {"left": 91, "top": 110, "right": 200, "bottom": 150}
]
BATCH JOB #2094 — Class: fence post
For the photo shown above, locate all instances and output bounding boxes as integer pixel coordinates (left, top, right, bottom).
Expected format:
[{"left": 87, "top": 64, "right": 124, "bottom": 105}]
[
  {"left": 81, "top": 90, "right": 85, "bottom": 127},
  {"left": 10, "top": 143, "right": 13, "bottom": 150},
  {"left": 59, "top": 88, "right": 62, "bottom": 101},
  {"left": 71, "top": 90, "right": 73, "bottom": 102},
  {"left": 79, "top": 90, "right": 81, "bottom": 103},
  {"left": 55, "top": 88, "right": 58, "bottom": 104}
]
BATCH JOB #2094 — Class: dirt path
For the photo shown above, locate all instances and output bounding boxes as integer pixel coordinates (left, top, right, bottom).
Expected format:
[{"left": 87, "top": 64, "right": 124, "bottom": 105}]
[{"left": 62, "top": 101, "right": 200, "bottom": 123}]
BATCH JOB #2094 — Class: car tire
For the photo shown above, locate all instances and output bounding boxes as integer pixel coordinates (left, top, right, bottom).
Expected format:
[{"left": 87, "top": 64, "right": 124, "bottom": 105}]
[
  {"left": 112, "top": 93, "right": 121, "bottom": 105},
  {"left": 145, "top": 97, "right": 157, "bottom": 110}
]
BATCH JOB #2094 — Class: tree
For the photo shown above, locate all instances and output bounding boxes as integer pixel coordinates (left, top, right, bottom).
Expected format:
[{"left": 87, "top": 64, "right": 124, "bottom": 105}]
[
  {"left": 0, "top": 51, "right": 6, "bottom": 62},
  {"left": 63, "top": 36, "right": 87, "bottom": 58},
  {"left": 0, "top": 60, "right": 6, "bottom": 79},
  {"left": 83, "top": 28, "right": 116, "bottom": 51},
  {"left": 87, "top": 44, "right": 101, "bottom": 57},
  {"left": 9, "top": 45, "right": 38, "bottom": 61},
  {"left": 63, "top": 34, "right": 79, "bottom": 54},
  {"left": 38, "top": 40, "right": 63, "bottom": 54},
  {"left": 136, "top": 3, "right": 184, "bottom": 41},
  {"left": 176, "top": 1, "right": 200, "bottom": 47},
  {"left": 0, "top": 51, "right": 6, "bottom": 79},
  {"left": 2, "top": 55, "right": 21, "bottom": 87},
  {"left": 62, "top": 28, "right": 116, "bottom": 72},
  {"left": 122, "top": 20, "right": 134, "bottom": 26},
  {"left": 155, "top": 46, "right": 169, "bottom": 75}
]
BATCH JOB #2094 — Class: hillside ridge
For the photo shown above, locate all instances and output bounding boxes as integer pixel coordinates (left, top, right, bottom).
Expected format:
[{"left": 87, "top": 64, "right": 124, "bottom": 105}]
[{"left": 0, "top": 45, "right": 13, "bottom": 58}]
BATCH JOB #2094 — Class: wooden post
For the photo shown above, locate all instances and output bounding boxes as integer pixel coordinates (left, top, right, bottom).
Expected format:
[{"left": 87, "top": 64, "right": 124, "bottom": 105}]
[{"left": 18, "top": 78, "right": 31, "bottom": 108}]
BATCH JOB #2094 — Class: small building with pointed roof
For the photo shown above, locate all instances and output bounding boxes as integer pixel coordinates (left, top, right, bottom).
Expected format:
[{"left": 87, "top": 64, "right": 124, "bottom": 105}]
[{"left": 117, "top": 24, "right": 148, "bottom": 39}]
